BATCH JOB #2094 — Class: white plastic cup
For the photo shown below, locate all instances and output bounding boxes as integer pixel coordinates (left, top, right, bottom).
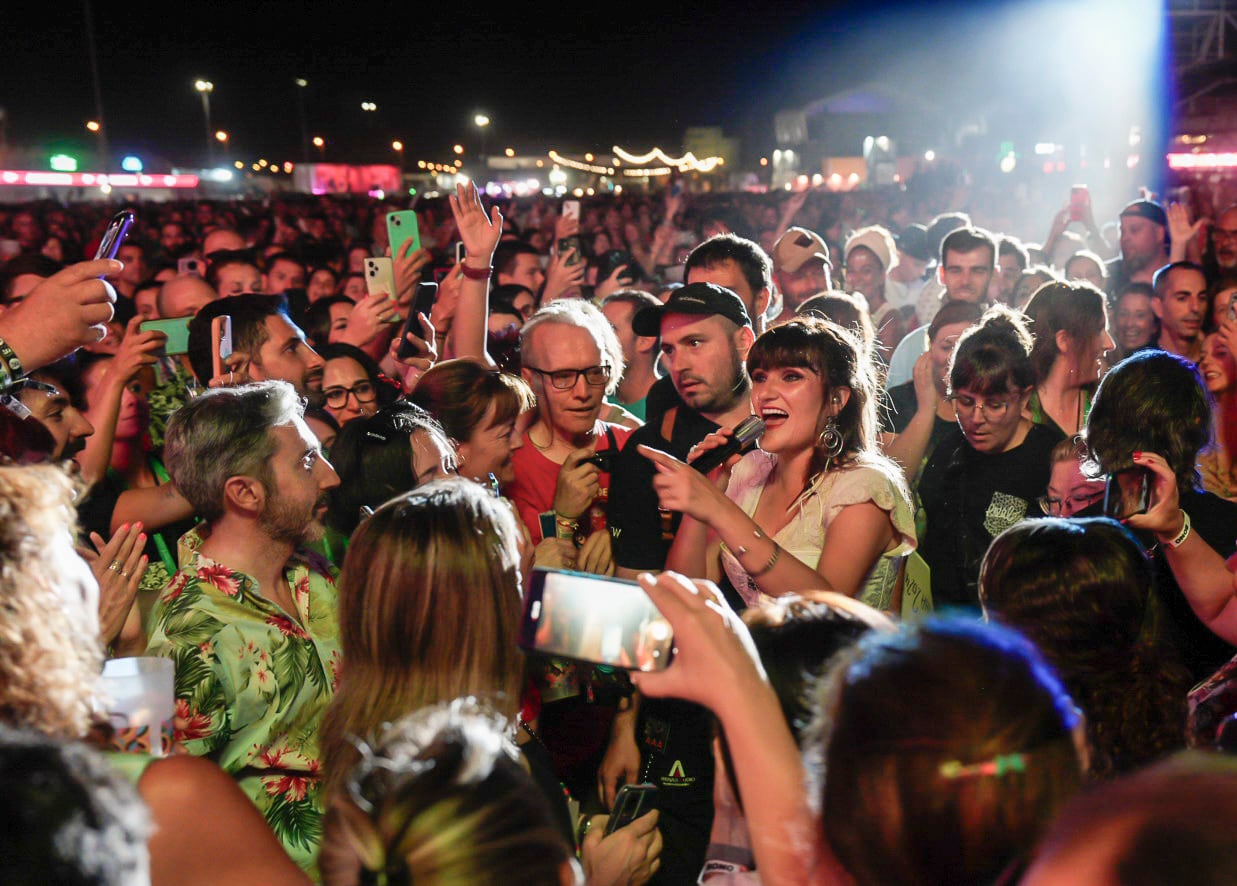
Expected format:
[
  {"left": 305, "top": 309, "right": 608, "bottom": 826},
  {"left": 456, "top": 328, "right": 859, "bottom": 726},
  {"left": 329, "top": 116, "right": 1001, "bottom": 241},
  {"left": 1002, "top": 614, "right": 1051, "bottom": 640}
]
[{"left": 100, "top": 656, "right": 176, "bottom": 757}]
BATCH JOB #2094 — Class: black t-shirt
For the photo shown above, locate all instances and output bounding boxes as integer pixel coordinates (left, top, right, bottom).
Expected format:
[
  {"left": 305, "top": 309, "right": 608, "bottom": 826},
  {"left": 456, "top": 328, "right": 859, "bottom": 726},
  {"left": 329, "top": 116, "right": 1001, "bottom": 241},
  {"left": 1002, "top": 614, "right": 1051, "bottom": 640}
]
[
  {"left": 610, "top": 406, "right": 720, "bottom": 573},
  {"left": 881, "top": 381, "right": 956, "bottom": 452},
  {"left": 919, "top": 423, "right": 1063, "bottom": 608},
  {"left": 608, "top": 396, "right": 721, "bottom": 885}
]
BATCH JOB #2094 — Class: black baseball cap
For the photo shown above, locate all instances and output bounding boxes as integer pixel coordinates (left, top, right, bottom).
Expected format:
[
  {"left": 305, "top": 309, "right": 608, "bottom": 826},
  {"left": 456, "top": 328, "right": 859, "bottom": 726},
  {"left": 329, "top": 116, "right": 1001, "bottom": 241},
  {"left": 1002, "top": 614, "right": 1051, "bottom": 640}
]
[{"left": 632, "top": 281, "right": 752, "bottom": 337}]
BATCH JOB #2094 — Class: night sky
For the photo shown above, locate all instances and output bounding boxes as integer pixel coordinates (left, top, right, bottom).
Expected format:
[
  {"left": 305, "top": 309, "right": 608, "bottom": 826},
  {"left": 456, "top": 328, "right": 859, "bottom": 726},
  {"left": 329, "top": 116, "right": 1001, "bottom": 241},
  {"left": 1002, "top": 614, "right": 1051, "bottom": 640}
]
[{"left": 0, "top": 0, "right": 1166, "bottom": 170}]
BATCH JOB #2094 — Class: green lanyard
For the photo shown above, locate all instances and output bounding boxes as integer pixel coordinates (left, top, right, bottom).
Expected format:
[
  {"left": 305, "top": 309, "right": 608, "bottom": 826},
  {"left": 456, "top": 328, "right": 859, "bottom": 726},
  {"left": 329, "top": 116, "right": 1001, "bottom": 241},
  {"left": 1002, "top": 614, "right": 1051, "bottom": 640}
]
[{"left": 145, "top": 457, "right": 178, "bottom": 575}]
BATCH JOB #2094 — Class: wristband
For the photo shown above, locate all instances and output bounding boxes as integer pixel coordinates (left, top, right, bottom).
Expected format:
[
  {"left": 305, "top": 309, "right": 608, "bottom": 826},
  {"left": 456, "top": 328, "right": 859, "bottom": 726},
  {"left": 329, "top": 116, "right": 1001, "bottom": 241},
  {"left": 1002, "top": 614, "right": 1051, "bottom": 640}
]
[
  {"left": 1162, "top": 509, "right": 1192, "bottom": 549},
  {"left": 459, "top": 262, "right": 493, "bottom": 281},
  {"left": 0, "top": 335, "right": 24, "bottom": 394}
]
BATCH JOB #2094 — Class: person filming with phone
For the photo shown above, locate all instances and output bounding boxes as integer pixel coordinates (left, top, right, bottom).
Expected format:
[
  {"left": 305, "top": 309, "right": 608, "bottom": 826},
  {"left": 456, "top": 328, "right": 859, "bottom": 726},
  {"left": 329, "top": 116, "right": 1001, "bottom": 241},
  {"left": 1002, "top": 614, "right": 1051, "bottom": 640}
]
[{"left": 1081, "top": 349, "right": 1237, "bottom": 683}]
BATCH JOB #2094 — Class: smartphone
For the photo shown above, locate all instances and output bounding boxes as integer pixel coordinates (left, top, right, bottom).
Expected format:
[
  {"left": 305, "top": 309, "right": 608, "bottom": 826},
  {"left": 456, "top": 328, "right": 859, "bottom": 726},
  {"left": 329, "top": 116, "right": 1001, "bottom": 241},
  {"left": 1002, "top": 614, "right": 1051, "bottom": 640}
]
[
  {"left": 604, "top": 784, "right": 659, "bottom": 836},
  {"left": 94, "top": 210, "right": 135, "bottom": 262},
  {"left": 178, "top": 257, "right": 203, "bottom": 278},
  {"left": 519, "top": 568, "right": 675, "bottom": 672},
  {"left": 140, "top": 317, "right": 191, "bottom": 357},
  {"left": 584, "top": 450, "right": 615, "bottom": 472},
  {"left": 454, "top": 241, "right": 466, "bottom": 265},
  {"left": 558, "top": 235, "right": 583, "bottom": 267},
  {"left": 210, "top": 315, "right": 233, "bottom": 379},
  {"left": 1103, "top": 467, "right": 1150, "bottom": 520},
  {"left": 364, "top": 257, "right": 400, "bottom": 322},
  {"left": 598, "top": 250, "right": 637, "bottom": 285},
  {"left": 386, "top": 210, "right": 421, "bottom": 260},
  {"left": 395, "top": 284, "right": 438, "bottom": 360},
  {"left": 410, "top": 281, "right": 437, "bottom": 322},
  {"left": 562, "top": 200, "right": 580, "bottom": 222},
  {"left": 1068, "top": 185, "right": 1090, "bottom": 223}
]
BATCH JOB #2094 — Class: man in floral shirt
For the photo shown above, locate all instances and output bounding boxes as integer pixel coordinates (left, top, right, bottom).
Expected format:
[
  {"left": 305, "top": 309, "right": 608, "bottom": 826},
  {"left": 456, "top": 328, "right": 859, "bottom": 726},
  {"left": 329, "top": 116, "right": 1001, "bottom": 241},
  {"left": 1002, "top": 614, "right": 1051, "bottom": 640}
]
[{"left": 146, "top": 380, "right": 341, "bottom": 873}]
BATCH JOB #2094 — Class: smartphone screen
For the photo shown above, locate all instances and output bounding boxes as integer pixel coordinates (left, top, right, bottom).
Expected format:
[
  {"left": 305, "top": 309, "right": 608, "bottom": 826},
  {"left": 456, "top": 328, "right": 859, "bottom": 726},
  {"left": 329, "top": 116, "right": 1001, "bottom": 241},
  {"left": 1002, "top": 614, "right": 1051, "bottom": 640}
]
[
  {"left": 140, "top": 317, "right": 191, "bottom": 357},
  {"left": 1103, "top": 467, "right": 1150, "bottom": 520},
  {"left": 1069, "top": 185, "right": 1089, "bottom": 223},
  {"left": 604, "top": 785, "right": 659, "bottom": 835},
  {"left": 519, "top": 569, "right": 674, "bottom": 671},
  {"left": 95, "top": 210, "right": 135, "bottom": 262}
]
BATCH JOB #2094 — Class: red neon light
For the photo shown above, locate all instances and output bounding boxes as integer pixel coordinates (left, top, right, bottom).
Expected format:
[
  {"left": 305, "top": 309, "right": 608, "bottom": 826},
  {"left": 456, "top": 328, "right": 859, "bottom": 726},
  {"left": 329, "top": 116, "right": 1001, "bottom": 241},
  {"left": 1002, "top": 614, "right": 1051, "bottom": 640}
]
[
  {"left": 0, "top": 170, "right": 199, "bottom": 188},
  {"left": 1167, "top": 152, "right": 1237, "bottom": 170}
]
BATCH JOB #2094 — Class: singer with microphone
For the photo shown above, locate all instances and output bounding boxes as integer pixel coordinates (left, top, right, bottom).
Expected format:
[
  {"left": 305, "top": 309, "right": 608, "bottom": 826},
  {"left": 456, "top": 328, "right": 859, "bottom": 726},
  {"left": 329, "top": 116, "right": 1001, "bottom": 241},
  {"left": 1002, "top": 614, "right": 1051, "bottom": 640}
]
[{"left": 640, "top": 316, "right": 916, "bottom": 611}]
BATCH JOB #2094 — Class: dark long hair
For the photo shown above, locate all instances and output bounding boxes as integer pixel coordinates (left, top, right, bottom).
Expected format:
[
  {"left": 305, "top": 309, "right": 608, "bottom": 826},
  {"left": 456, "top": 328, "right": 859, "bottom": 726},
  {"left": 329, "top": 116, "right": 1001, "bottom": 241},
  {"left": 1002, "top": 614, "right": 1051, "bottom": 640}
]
[
  {"left": 1023, "top": 280, "right": 1108, "bottom": 384},
  {"left": 981, "top": 518, "right": 1190, "bottom": 780},
  {"left": 1081, "top": 349, "right": 1211, "bottom": 489},
  {"left": 814, "top": 618, "right": 1084, "bottom": 886}
]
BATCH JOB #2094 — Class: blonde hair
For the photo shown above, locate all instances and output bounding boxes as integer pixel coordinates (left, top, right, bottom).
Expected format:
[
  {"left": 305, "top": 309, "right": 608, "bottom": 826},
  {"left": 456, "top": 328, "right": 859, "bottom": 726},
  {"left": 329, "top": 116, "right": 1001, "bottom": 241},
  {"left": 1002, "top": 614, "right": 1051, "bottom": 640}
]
[
  {"left": 320, "top": 478, "right": 526, "bottom": 801},
  {"left": 0, "top": 465, "right": 100, "bottom": 737}
]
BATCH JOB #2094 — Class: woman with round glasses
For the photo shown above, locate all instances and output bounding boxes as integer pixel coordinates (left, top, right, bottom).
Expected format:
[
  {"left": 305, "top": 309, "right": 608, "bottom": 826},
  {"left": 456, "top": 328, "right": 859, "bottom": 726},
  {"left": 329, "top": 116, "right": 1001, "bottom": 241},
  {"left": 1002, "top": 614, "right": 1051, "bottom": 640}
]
[
  {"left": 316, "top": 343, "right": 397, "bottom": 427},
  {"left": 918, "top": 306, "right": 1064, "bottom": 609}
]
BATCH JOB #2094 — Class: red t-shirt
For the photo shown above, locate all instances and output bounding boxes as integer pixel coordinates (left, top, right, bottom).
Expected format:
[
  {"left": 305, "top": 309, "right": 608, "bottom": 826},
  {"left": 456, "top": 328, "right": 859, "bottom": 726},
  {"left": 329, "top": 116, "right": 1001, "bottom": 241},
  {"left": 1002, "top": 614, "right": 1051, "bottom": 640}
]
[{"left": 508, "top": 422, "right": 632, "bottom": 543}]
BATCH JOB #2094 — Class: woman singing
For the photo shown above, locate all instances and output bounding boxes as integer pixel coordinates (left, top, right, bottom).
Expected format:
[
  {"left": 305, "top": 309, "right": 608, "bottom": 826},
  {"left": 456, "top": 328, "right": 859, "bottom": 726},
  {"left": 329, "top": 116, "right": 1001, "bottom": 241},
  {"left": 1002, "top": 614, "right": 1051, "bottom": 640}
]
[{"left": 642, "top": 317, "right": 915, "bottom": 611}]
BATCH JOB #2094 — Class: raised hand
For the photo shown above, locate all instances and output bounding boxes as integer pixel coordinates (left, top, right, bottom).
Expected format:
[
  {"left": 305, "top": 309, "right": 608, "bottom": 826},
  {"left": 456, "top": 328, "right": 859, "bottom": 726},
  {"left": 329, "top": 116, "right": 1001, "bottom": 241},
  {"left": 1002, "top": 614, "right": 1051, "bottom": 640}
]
[
  {"left": 449, "top": 180, "right": 504, "bottom": 265},
  {"left": 0, "top": 258, "right": 121, "bottom": 371},
  {"left": 543, "top": 249, "right": 586, "bottom": 303},
  {"left": 81, "top": 522, "right": 149, "bottom": 646}
]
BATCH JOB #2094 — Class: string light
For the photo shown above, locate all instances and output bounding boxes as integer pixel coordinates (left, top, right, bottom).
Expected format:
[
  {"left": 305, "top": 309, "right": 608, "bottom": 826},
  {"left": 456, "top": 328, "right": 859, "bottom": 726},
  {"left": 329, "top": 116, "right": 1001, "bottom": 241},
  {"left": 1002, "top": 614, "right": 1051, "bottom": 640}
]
[{"left": 611, "top": 146, "right": 724, "bottom": 172}]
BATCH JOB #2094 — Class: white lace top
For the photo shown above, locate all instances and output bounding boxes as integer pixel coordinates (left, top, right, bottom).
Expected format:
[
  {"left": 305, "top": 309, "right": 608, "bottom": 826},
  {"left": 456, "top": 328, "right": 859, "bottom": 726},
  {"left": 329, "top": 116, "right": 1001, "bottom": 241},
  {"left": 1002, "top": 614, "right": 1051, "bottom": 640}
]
[{"left": 719, "top": 450, "right": 916, "bottom": 611}]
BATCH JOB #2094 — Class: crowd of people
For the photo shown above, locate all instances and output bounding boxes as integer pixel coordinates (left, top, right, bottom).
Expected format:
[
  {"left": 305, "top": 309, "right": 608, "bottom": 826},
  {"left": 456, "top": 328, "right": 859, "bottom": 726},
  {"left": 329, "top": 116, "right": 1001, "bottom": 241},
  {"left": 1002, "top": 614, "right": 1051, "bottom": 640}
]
[{"left": 2, "top": 175, "right": 1237, "bottom": 885}]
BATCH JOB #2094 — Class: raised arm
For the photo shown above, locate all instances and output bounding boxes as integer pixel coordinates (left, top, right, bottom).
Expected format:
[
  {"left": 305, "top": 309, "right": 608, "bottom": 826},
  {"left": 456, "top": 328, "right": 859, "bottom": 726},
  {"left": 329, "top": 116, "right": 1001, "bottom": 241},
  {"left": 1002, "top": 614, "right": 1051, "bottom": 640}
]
[
  {"left": 447, "top": 180, "right": 503, "bottom": 365},
  {"left": 1128, "top": 451, "right": 1237, "bottom": 643}
]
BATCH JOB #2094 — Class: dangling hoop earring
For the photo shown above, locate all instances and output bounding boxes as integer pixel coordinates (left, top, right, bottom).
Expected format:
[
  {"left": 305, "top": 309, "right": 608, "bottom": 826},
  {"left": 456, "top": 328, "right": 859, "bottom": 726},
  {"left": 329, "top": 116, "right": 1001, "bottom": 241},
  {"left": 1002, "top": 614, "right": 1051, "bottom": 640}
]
[{"left": 818, "top": 415, "right": 844, "bottom": 465}]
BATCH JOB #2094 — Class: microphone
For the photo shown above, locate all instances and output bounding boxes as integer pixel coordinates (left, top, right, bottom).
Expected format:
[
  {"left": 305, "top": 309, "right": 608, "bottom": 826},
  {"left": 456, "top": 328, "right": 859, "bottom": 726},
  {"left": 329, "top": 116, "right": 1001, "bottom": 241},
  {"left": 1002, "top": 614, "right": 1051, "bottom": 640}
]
[{"left": 688, "top": 415, "right": 766, "bottom": 474}]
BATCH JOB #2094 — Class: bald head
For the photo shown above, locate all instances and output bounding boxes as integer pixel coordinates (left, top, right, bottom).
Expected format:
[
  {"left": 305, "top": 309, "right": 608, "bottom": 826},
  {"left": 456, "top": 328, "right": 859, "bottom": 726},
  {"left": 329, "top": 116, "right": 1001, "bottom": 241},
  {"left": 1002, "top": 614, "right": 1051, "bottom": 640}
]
[
  {"left": 158, "top": 275, "right": 219, "bottom": 320},
  {"left": 202, "top": 228, "right": 246, "bottom": 257}
]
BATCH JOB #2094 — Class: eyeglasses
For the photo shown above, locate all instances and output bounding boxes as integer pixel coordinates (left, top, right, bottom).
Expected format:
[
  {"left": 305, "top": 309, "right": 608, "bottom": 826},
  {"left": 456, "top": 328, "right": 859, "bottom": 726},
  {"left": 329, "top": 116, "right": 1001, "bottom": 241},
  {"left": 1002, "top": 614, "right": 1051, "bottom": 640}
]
[
  {"left": 526, "top": 365, "right": 610, "bottom": 390},
  {"left": 1038, "top": 489, "right": 1104, "bottom": 516},
  {"left": 323, "top": 380, "right": 377, "bottom": 408},
  {"left": 1212, "top": 228, "right": 1237, "bottom": 243},
  {"left": 947, "top": 393, "right": 1022, "bottom": 419}
]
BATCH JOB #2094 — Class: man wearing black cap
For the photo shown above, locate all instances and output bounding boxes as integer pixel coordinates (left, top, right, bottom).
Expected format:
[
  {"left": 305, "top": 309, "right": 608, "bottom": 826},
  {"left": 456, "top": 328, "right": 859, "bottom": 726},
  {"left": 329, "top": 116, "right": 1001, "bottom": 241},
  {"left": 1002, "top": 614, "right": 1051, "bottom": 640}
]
[
  {"left": 1107, "top": 200, "right": 1170, "bottom": 297},
  {"left": 602, "top": 281, "right": 755, "bottom": 885}
]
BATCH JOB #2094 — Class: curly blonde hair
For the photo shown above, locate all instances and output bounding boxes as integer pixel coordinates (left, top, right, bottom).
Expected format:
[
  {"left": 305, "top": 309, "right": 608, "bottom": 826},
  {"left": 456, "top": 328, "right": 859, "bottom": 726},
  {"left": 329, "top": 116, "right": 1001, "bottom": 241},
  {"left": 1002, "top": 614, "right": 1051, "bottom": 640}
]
[{"left": 0, "top": 464, "right": 100, "bottom": 738}]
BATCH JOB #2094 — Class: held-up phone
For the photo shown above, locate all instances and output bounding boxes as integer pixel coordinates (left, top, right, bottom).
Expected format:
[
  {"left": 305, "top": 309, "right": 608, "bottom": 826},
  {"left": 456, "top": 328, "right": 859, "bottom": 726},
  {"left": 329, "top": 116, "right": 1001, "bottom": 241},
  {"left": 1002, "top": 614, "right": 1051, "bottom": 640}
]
[
  {"left": 178, "top": 257, "right": 203, "bottom": 278},
  {"left": 386, "top": 210, "right": 421, "bottom": 260},
  {"left": 519, "top": 568, "right": 675, "bottom": 672},
  {"left": 598, "top": 249, "right": 637, "bottom": 285},
  {"left": 559, "top": 200, "right": 583, "bottom": 267},
  {"left": 604, "top": 784, "right": 659, "bottom": 836},
  {"left": 139, "top": 317, "right": 191, "bottom": 357},
  {"left": 95, "top": 210, "right": 135, "bottom": 262},
  {"left": 364, "top": 257, "right": 401, "bottom": 322},
  {"left": 1068, "top": 185, "right": 1090, "bottom": 223},
  {"left": 395, "top": 284, "right": 438, "bottom": 361},
  {"left": 210, "top": 315, "right": 233, "bottom": 379},
  {"left": 584, "top": 450, "right": 615, "bottom": 472},
  {"left": 454, "top": 241, "right": 466, "bottom": 265},
  {"left": 1103, "top": 467, "right": 1150, "bottom": 520}
]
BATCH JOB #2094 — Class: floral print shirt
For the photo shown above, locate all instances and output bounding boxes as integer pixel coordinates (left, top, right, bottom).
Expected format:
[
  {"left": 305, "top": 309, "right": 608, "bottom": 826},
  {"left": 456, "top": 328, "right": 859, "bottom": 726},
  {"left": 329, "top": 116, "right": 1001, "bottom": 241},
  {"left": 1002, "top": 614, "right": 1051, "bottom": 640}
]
[{"left": 145, "top": 526, "right": 342, "bottom": 874}]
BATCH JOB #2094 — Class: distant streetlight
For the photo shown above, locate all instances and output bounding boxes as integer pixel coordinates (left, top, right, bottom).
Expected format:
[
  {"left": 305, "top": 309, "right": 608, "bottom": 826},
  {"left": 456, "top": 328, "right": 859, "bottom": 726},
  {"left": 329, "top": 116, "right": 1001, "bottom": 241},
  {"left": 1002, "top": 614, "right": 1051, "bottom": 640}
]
[
  {"left": 505, "top": 147, "right": 515, "bottom": 157},
  {"left": 361, "top": 101, "right": 377, "bottom": 112},
  {"left": 453, "top": 144, "right": 464, "bottom": 155},
  {"left": 215, "top": 130, "right": 228, "bottom": 143},
  {"left": 391, "top": 140, "right": 403, "bottom": 152},
  {"left": 295, "top": 78, "right": 310, "bottom": 163},
  {"left": 194, "top": 79, "right": 215, "bottom": 165},
  {"left": 312, "top": 135, "right": 326, "bottom": 161},
  {"left": 86, "top": 120, "right": 100, "bottom": 133},
  {"left": 473, "top": 113, "right": 491, "bottom": 162},
  {"left": 392, "top": 140, "right": 404, "bottom": 176}
]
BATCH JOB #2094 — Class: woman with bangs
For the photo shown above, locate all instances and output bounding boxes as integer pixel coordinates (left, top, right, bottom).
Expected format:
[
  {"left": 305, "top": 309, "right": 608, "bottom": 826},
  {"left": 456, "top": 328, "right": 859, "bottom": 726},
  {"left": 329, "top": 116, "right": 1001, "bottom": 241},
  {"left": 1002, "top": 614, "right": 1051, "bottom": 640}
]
[
  {"left": 918, "top": 306, "right": 1064, "bottom": 610},
  {"left": 644, "top": 316, "right": 915, "bottom": 612}
]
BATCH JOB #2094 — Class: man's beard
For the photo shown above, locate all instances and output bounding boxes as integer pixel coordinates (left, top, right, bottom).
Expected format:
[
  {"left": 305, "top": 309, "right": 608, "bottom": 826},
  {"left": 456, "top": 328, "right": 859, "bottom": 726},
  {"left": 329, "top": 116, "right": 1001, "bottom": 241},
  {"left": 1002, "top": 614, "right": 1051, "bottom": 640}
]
[
  {"left": 680, "top": 364, "right": 749, "bottom": 417},
  {"left": 260, "top": 489, "right": 325, "bottom": 546}
]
